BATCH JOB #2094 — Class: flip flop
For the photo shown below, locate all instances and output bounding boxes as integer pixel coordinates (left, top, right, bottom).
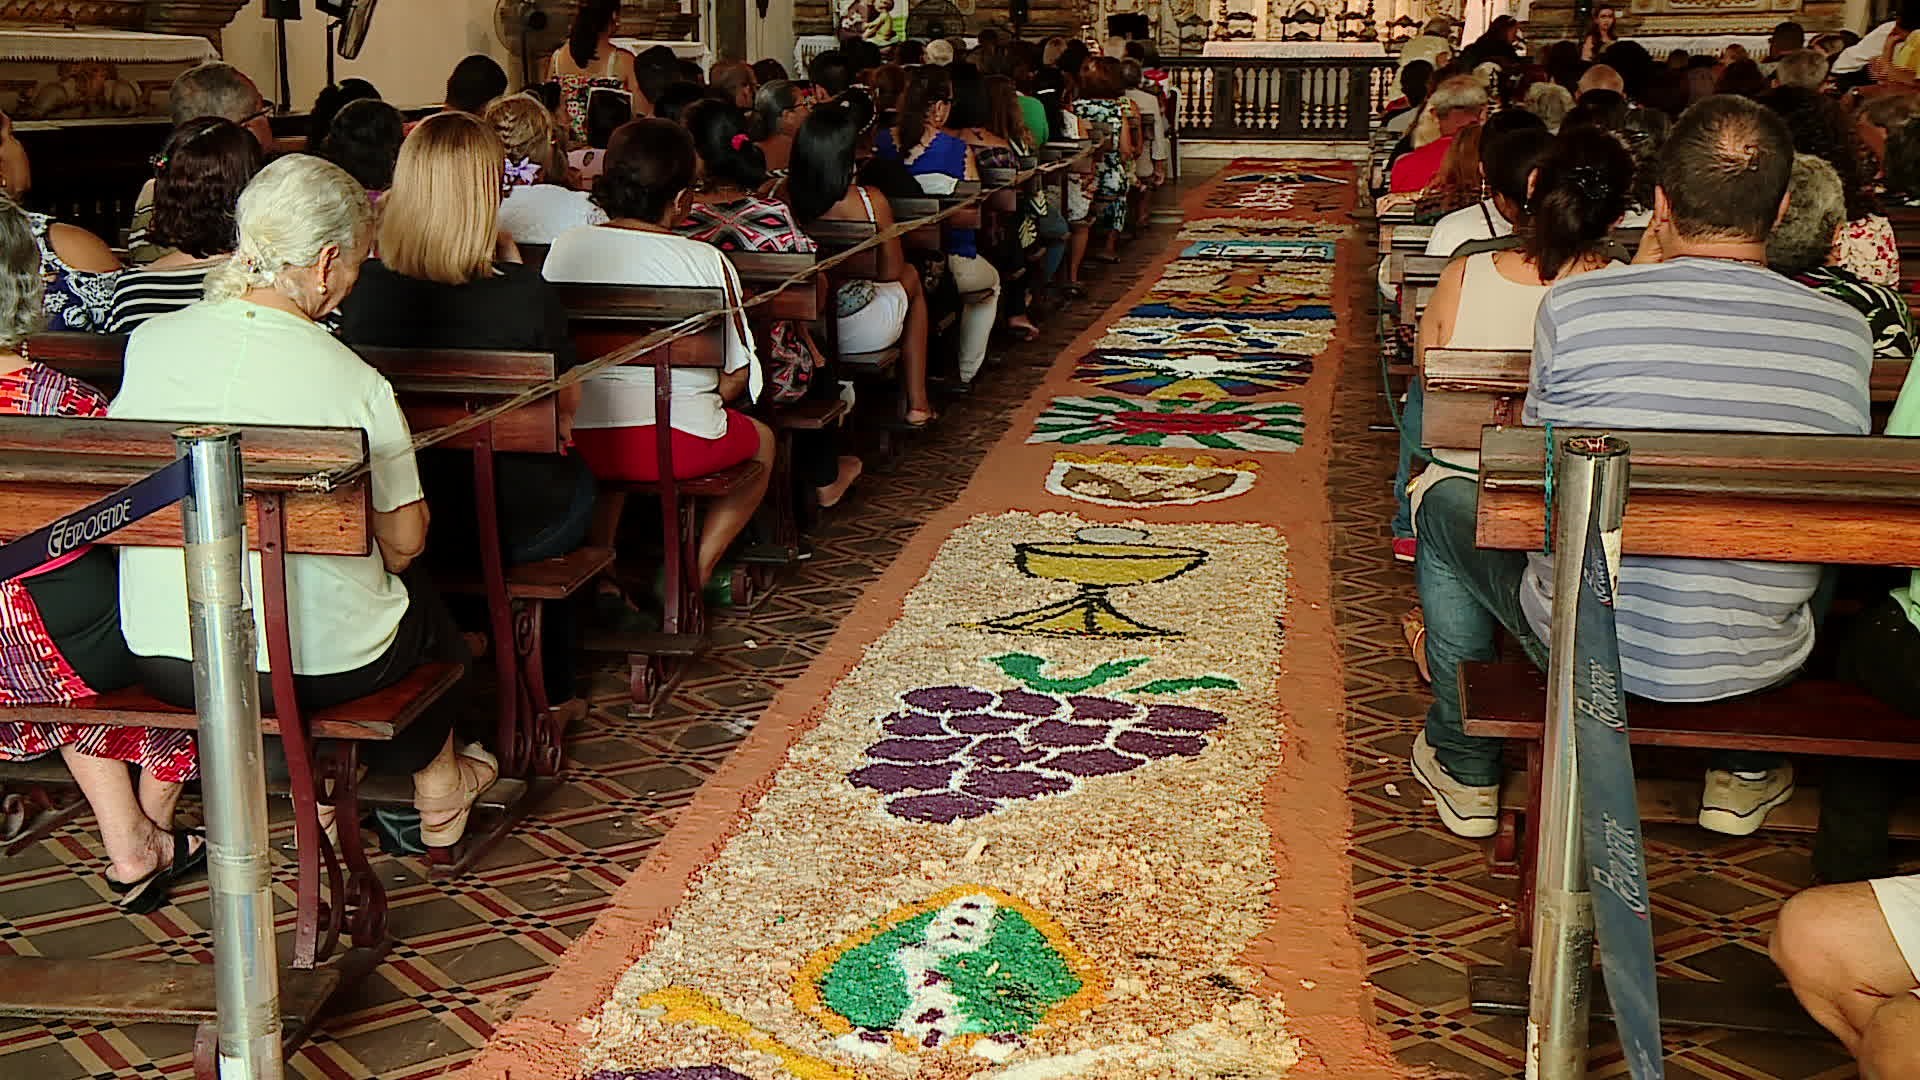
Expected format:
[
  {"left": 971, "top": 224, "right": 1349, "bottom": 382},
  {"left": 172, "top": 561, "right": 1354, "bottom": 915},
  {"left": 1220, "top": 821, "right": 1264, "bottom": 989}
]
[{"left": 115, "top": 829, "right": 209, "bottom": 914}]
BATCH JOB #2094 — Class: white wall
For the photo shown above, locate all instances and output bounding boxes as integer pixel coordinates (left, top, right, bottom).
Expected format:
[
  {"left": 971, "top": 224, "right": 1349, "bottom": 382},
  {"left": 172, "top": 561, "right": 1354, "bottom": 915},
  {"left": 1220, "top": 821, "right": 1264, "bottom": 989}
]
[
  {"left": 222, "top": 0, "right": 512, "bottom": 112},
  {"left": 748, "top": 0, "right": 796, "bottom": 72}
]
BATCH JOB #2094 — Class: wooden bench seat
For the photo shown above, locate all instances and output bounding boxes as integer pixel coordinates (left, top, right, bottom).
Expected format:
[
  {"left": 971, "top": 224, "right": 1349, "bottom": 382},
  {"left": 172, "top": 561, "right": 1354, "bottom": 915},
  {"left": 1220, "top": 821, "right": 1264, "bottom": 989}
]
[
  {"left": 0, "top": 662, "right": 461, "bottom": 741},
  {"left": 1463, "top": 661, "right": 1920, "bottom": 759}
]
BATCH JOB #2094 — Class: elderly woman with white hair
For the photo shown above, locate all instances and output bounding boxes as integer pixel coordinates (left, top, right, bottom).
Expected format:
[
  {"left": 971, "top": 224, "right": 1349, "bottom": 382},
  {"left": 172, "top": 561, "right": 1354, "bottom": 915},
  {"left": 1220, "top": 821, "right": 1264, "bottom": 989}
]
[
  {"left": 1769, "top": 152, "right": 1917, "bottom": 362},
  {"left": 0, "top": 196, "right": 190, "bottom": 913},
  {"left": 111, "top": 154, "right": 496, "bottom": 863}
]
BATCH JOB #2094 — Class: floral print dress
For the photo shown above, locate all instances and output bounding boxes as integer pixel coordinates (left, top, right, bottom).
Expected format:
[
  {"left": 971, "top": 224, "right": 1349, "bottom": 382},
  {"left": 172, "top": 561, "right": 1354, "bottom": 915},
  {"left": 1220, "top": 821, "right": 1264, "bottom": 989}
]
[
  {"left": 1071, "top": 98, "right": 1133, "bottom": 231},
  {"left": 29, "top": 213, "right": 119, "bottom": 332},
  {"left": 1835, "top": 214, "right": 1900, "bottom": 287}
]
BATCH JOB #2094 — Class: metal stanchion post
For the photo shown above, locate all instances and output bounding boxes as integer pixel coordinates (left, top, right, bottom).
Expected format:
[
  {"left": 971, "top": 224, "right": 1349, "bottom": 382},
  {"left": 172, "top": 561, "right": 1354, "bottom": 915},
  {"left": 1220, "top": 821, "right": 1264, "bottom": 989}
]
[
  {"left": 176, "top": 426, "right": 283, "bottom": 1080},
  {"left": 1528, "top": 434, "right": 1629, "bottom": 1079}
]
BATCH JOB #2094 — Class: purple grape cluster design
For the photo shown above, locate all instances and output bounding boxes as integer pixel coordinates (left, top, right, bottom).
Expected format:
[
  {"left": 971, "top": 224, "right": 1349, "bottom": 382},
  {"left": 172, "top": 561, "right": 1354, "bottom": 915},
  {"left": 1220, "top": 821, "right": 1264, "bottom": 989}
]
[{"left": 849, "top": 672, "right": 1230, "bottom": 823}]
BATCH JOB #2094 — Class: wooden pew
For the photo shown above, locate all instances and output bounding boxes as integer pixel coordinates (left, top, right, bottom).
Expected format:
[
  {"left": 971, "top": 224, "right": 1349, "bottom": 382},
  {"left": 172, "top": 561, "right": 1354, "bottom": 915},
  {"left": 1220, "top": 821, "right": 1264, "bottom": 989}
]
[
  {"left": 27, "top": 333, "right": 592, "bottom": 867},
  {"left": 551, "top": 283, "right": 760, "bottom": 713},
  {"left": 0, "top": 416, "right": 461, "bottom": 1055},
  {"left": 1459, "top": 423, "right": 1920, "bottom": 1032},
  {"left": 1421, "top": 348, "right": 1913, "bottom": 453}
]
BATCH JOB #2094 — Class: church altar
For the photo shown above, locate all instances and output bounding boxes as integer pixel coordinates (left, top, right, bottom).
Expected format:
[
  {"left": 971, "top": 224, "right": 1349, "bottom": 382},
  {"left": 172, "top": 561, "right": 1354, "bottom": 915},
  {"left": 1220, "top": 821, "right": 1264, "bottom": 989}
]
[
  {"left": 1202, "top": 40, "right": 1384, "bottom": 57},
  {"left": 0, "top": 27, "right": 214, "bottom": 119}
]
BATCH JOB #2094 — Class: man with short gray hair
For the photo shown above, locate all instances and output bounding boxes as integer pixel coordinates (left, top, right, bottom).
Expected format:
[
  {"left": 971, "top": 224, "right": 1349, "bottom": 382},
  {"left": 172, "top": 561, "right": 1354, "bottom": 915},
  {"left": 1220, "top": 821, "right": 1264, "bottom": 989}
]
[
  {"left": 167, "top": 62, "right": 273, "bottom": 147},
  {"left": 1771, "top": 47, "right": 1830, "bottom": 90},
  {"left": 1770, "top": 152, "right": 1916, "bottom": 360},
  {"left": 1388, "top": 74, "right": 1486, "bottom": 192},
  {"left": 129, "top": 62, "right": 274, "bottom": 265}
]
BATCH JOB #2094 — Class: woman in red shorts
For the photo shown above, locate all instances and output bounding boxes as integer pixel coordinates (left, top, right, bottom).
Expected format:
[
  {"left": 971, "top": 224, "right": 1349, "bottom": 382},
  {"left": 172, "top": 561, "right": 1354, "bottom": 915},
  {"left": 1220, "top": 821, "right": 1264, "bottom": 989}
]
[{"left": 541, "top": 117, "right": 773, "bottom": 588}]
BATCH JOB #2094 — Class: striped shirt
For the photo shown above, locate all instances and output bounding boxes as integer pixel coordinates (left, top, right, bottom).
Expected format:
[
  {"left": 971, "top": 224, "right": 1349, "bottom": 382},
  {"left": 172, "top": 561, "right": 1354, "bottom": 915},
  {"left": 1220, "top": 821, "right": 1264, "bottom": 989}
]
[
  {"left": 106, "top": 263, "right": 215, "bottom": 335},
  {"left": 1521, "top": 257, "right": 1873, "bottom": 703}
]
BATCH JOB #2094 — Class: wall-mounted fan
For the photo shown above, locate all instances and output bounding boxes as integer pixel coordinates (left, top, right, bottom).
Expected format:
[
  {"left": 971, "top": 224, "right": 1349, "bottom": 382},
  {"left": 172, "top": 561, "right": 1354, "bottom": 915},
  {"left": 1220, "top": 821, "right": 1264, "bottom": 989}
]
[
  {"left": 316, "top": 0, "right": 383, "bottom": 60},
  {"left": 496, "top": 0, "right": 574, "bottom": 87}
]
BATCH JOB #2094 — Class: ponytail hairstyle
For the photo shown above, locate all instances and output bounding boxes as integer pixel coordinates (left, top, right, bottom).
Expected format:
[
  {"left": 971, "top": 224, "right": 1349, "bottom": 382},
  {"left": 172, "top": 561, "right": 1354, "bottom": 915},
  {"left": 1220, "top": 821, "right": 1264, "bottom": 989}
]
[
  {"left": 786, "top": 90, "right": 869, "bottom": 223},
  {"left": 1524, "top": 126, "right": 1633, "bottom": 280},
  {"left": 568, "top": 0, "right": 620, "bottom": 69},
  {"left": 750, "top": 78, "right": 803, "bottom": 140},
  {"left": 205, "top": 154, "right": 372, "bottom": 302},
  {"left": 685, "top": 99, "right": 768, "bottom": 191},
  {"left": 895, "top": 65, "right": 953, "bottom": 153}
]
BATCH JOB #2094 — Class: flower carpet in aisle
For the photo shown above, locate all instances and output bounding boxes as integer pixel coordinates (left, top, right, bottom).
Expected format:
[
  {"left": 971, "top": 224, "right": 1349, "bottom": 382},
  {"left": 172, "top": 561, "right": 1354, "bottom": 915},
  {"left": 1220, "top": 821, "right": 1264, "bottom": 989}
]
[{"left": 458, "top": 160, "right": 1411, "bottom": 1080}]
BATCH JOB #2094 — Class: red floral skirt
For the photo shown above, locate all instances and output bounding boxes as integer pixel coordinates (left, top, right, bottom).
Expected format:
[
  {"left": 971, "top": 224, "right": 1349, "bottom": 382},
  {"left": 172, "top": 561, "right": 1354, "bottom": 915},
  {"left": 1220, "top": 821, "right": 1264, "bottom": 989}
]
[{"left": 0, "top": 574, "right": 196, "bottom": 782}]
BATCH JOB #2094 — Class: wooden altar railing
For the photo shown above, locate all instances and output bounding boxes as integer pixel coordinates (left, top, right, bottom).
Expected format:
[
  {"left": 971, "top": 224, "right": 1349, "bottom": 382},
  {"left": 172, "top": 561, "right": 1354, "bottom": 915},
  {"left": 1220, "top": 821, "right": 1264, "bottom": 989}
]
[{"left": 1161, "top": 55, "right": 1397, "bottom": 140}]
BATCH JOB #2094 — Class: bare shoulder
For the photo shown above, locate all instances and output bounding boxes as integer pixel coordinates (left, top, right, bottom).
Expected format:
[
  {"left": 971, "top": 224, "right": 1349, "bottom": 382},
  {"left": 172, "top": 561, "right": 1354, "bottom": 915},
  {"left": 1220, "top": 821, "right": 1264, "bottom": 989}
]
[{"left": 49, "top": 222, "right": 120, "bottom": 273}]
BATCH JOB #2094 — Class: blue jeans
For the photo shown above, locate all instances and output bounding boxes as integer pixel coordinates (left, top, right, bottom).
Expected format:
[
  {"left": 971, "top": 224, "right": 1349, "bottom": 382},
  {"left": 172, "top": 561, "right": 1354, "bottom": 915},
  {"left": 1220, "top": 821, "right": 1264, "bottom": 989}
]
[
  {"left": 1417, "top": 477, "right": 1784, "bottom": 786},
  {"left": 1391, "top": 376, "right": 1423, "bottom": 540},
  {"left": 1416, "top": 477, "right": 1545, "bottom": 786}
]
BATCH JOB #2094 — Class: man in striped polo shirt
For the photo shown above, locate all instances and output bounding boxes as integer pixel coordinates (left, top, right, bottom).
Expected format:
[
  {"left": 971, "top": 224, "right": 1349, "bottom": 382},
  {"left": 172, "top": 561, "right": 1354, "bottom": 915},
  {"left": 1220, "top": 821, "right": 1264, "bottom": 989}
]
[{"left": 1410, "top": 95, "right": 1873, "bottom": 839}]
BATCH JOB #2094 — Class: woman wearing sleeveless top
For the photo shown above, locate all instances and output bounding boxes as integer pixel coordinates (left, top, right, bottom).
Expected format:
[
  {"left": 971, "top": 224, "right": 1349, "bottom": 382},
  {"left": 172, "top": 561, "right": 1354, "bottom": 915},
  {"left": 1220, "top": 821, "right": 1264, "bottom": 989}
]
[
  {"left": 1401, "top": 127, "right": 1632, "bottom": 676},
  {"left": 549, "top": 0, "right": 645, "bottom": 146},
  {"left": 785, "top": 90, "right": 935, "bottom": 426}
]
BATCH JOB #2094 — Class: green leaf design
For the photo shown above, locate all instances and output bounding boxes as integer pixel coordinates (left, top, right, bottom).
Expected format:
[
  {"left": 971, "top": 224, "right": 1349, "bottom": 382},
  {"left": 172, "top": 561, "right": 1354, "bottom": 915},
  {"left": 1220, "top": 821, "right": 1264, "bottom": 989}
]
[
  {"left": 986, "top": 653, "right": 1152, "bottom": 693},
  {"left": 1126, "top": 675, "right": 1240, "bottom": 695}
]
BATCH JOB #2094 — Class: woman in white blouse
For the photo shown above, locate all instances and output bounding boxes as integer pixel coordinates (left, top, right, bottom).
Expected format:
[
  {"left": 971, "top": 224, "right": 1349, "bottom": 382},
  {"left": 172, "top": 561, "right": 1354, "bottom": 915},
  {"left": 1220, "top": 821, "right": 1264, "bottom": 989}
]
[
  {"left": 112, "top": 154, "right": 497, "bottom": 852},
  {"left": 542, "top": 118, "right": 773, "bottom": 589}
]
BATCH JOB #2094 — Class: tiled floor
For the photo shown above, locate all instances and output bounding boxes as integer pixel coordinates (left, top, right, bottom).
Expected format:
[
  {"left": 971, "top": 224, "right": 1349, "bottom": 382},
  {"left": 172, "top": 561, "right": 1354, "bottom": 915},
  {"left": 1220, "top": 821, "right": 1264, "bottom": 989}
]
[
  {"left": 1330, "top": 227, "right": 1863, "bottom": 1079},
  {"left": 0, "top": 168, "right": 1870, "bottom": 1080},
  {"left": 0, "top": 189, "right": 1194, "bottom": 1080}
]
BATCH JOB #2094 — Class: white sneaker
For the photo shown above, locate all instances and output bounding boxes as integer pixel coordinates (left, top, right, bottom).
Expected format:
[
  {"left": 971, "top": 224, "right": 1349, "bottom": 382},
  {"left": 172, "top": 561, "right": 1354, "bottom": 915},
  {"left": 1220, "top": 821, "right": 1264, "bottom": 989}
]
[
  {"left": 1698, "top": 765, "right": 1795, "bottom": 837},
  {"left": 1410, "top": 730, "right": 1500, "bottom": 839}
]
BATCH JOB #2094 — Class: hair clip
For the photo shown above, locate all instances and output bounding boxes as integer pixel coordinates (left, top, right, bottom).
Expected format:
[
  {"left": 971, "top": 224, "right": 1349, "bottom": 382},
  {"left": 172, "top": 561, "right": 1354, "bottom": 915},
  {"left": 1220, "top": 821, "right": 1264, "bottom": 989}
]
[
  {"left": 1566, "top": 163, "right": 1612, "bottom": 200},
  {"left": 730, "top": 132, "right": 750, "bottom": 150},
  {"left": 504, "top": 156, "right": 540, "bottom": 185},
  {"left": 148, "top": 152, "right": 170, "bottom": 174}
]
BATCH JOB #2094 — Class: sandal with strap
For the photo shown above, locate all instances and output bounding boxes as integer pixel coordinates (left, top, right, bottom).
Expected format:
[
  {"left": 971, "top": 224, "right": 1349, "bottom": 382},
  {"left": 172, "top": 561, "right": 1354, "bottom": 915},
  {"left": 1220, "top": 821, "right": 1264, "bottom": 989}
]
[
  {"left": 416, "top": 743, "right": 500, "bottom": 849},
  {"left": 1402, "top": 606, "right": 1431, "bottom": 684}
]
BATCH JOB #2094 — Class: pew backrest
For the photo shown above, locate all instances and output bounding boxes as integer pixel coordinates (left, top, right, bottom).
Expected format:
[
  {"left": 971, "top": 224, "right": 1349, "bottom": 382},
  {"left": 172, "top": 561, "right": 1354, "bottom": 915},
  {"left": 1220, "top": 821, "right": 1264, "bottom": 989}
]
[
  {"left": 30, "top": 333, "right": 565, "bottom": 456},
  {"left": 726, "top": 251, "right": 825, "bottom": 322},
  {"left": 1423, "top": 347, "right": 1912, "bottom": 452},
  {"left": 0, "top": 415, "right": 371, "bottom": 556},
  {"left": 1474, "top": 424, "right": 1920, "bottom": 565}
]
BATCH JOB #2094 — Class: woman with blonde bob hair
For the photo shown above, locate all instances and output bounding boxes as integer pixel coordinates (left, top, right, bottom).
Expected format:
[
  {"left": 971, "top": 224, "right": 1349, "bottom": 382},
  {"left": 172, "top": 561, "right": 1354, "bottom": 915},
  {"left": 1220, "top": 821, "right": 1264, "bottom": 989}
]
[
  {"left": 376, "top": 111, "right": 506, "bottom": 284},
  {"left": 342, "top": 111, "right": 597, "bottom": 713},
  {"left": 484, "top": 93, "right": 606, "bottom": 245},
  {"left": 114, "top": 153, "right": 497, "bottom": 860}
]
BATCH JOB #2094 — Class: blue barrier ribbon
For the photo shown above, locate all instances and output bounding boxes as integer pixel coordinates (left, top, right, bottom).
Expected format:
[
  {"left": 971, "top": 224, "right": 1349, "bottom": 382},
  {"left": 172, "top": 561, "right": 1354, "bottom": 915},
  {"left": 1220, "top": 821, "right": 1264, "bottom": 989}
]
[
  {"left": 1571, "top": 499, "right": 1664, "bottom": 1079},
  {"left": 0, "top": 457, "right": 192, "bottom": 582}
]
